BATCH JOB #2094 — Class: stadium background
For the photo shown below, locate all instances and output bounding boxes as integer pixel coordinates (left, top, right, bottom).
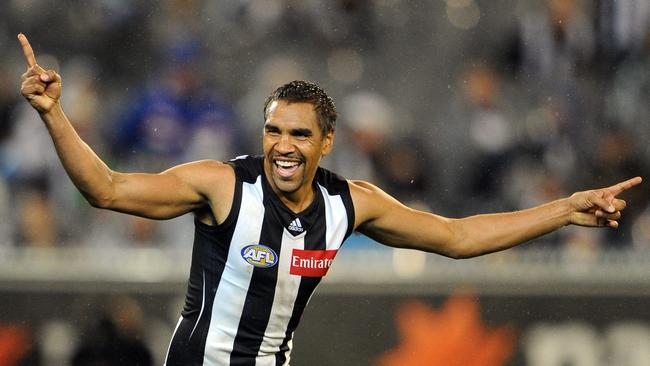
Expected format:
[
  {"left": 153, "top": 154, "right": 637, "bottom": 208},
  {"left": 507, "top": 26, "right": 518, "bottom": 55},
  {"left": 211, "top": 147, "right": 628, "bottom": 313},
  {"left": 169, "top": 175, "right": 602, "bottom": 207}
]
[{"left": 1, "top": 0, "right": 650, "bottom": 365}]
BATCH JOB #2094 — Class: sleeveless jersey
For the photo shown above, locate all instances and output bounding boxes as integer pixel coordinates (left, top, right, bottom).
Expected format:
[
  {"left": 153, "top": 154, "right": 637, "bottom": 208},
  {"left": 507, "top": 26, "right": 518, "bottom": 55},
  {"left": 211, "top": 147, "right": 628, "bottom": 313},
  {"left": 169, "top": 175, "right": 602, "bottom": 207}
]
[{"left": 165, "top": 155, "right": 355, "bottom": 366}]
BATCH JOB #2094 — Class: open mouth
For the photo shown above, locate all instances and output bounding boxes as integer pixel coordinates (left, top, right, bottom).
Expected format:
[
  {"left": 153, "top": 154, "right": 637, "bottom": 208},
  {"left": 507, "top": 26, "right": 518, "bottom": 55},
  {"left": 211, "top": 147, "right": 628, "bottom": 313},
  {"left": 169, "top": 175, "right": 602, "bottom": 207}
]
[{"left": 274, "top": 158, "right": 303, "bottom": 178}]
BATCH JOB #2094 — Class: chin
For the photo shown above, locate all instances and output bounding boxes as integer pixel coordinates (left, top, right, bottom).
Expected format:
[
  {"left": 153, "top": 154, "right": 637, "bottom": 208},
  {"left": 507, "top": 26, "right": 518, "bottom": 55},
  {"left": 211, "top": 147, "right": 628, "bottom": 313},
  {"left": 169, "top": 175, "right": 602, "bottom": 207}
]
[{"left": 273, "top": 177, "right": 302, "bottom": 194}]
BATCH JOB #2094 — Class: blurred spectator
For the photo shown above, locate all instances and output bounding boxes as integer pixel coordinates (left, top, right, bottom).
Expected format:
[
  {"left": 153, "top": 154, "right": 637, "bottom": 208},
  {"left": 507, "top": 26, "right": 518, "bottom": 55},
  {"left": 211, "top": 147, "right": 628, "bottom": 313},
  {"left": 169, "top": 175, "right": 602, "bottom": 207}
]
[
  {"left": 513, "top": 0, "right": 595, "bottom": 84},
  {"left": 112, "top": 40, "right": 238, "bottom": 171},
  {"left": 445, "top": 63, "right": 520, "bottom": 212},
  {"left": 3, "top": 101, "right": 60, "bottom": 247},
  {"left": 378, "top": 137, "right": 436, "bottom": 209},
  {"left": 326, "top": 91, "right": 394, "bottom": 186},
  {"left": 584, "top": 126, "right": 649, "bottom": 246},
  {"left": 71, "top": 296, "right": 152, "bottom": 366},
  {"left": 597, "top": 0, "right": 650, "bottom": 66}
]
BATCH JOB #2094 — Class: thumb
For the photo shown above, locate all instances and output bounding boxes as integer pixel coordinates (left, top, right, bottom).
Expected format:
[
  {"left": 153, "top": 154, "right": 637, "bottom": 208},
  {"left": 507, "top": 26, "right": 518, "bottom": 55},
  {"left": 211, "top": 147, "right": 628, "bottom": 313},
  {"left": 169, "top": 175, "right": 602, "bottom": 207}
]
[
  {"left": 40, "top": 69, "right": 61, "bottom": 83},
  {"left": 587, "top": 191, "right": 615, "bottom": 213}
]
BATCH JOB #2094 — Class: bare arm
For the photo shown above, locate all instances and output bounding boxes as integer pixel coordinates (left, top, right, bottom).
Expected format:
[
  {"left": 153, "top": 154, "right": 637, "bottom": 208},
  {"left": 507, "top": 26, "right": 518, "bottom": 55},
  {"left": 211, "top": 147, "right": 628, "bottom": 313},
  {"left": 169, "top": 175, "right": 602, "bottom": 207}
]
[
  {"left": 350, "top": 177, "right": 641, "bottom": 259},
  {"left": 18, "top": 34, "right": 233, "bottom": 220}
]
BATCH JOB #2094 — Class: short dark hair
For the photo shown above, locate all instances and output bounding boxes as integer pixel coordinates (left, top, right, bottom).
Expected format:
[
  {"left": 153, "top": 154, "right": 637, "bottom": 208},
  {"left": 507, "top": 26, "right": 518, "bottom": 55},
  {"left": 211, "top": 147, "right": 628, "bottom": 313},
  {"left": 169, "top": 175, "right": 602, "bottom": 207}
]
[{"left": 264, "top": 80, "right": 338, "bottom": 137}]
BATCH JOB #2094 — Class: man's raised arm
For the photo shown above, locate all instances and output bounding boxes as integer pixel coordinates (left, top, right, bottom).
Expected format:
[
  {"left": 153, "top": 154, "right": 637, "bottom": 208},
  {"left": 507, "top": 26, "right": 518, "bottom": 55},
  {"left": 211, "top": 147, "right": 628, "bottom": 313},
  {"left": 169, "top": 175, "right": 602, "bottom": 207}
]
[
  {"left": 17, "top": 34, "right": 231, "bottom": 220},
  {"left": 350, "top": 177, "right": 642, "bottom": 259}
]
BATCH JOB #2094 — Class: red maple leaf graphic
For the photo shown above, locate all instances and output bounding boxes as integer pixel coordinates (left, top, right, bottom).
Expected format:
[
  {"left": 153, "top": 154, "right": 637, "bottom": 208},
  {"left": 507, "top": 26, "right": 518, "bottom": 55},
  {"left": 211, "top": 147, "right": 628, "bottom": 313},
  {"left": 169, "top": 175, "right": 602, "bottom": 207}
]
[{"left": 376, "top": 291, "right": 516, "bottom": 366}]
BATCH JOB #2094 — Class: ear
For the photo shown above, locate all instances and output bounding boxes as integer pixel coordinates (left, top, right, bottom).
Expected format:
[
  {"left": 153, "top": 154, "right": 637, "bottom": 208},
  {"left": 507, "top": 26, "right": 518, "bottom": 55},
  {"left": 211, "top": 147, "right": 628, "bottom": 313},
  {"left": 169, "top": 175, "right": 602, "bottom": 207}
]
[{"left": 321, "top": 130, "right": 335, "bottom": 157}]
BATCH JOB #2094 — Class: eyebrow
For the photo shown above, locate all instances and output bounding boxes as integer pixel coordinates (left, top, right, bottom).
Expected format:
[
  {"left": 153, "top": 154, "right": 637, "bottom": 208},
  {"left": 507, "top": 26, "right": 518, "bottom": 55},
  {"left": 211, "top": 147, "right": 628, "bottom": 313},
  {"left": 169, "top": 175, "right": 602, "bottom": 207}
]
[
  {"left": 264, "top": 124, "right": 313, "bottom": 137},
  {"left": 290, "top": 128, "right": 313, "bottom": 137}
]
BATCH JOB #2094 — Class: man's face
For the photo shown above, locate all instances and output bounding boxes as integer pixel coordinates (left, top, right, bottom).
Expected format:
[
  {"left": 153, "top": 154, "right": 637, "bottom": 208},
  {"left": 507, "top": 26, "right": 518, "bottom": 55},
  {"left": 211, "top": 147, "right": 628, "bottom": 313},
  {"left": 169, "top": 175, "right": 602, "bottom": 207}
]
[{"left": 263, "top": 100, "right": 333, "bottom": 196}]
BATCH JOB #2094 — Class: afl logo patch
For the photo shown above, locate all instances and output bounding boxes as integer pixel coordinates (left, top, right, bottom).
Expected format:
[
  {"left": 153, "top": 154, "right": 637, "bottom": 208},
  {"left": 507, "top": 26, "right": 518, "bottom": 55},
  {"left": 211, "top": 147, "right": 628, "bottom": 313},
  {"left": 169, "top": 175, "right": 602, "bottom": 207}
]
[{"left": 241, "top": 244, "right": 278, "bottom": 268}]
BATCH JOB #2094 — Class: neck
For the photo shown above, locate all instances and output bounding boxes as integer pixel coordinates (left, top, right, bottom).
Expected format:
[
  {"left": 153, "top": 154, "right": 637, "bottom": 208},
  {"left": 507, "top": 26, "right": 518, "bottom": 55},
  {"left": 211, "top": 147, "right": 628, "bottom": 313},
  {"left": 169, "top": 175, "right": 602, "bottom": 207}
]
[
  {"left": 263, "top": 164, "right": 315, "bottom": 214},
  {"left": 278, "top": 185, "right": 315, "bottom": 213}
]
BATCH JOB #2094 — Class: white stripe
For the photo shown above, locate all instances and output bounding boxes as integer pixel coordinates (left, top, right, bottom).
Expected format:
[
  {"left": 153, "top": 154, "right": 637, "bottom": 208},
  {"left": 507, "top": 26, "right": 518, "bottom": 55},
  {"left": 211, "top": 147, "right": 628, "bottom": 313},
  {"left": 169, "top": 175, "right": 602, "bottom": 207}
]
[
  {"left": 188, "top": 270, "right": 206, "bottom": 340},
  {"left": 282, "top": 338, "right": 293, "bottom": 366},
  {"left": 255, "top": 229, "right": 304, "bottom": 365},
  {"left": 163, "top": 317, "right": 183, "bottom": 365},
  {"left": 318, "top": 185, "right": 349, "bottom": 250},
  {"left": 203, "top": 176, "right": 265, "bottom": 366}
]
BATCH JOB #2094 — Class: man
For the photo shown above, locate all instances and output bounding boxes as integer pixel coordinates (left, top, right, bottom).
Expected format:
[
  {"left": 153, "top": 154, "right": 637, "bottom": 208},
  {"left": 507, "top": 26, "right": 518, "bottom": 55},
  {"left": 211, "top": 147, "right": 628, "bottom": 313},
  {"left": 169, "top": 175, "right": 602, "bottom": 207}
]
[{"left": 17, "top": 34, "right": 641, "bottom": 365}]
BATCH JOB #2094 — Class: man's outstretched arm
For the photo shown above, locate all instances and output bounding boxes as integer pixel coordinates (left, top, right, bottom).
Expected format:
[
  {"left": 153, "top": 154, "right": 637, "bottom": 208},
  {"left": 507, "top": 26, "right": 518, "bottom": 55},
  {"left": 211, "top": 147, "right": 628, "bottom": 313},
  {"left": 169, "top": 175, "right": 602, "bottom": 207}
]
[
  {"left": 17, "top": 34, "right": 232, "bottom": 220},
  {"left": 350, "top": 177, "right": 641, "bottom": 259}
]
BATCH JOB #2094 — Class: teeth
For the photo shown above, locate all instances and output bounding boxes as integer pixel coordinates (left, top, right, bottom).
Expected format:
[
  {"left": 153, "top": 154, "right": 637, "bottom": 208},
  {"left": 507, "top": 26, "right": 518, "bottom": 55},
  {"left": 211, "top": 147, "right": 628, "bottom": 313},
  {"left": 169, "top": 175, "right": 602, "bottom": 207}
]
[{"left": 276, "top": 160, "right": 299, "bottom": 168}]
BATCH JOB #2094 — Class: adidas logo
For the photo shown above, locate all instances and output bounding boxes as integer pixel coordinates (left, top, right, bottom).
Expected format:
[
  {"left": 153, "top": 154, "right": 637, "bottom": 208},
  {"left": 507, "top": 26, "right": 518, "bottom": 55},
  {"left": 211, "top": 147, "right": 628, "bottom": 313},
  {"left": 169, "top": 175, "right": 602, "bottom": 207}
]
[{"left": 288, "top": 218, "right": 304, "bottom": 233}]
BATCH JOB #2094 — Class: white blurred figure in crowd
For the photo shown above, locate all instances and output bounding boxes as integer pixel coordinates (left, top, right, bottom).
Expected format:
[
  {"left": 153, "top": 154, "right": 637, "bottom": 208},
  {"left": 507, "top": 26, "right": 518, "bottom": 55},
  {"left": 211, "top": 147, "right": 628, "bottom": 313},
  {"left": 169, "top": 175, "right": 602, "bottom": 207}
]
[
  {"left": 459, "top": 64, "right": 518, "bottom": 211},
  {"left": 325, "top": 91, "right": 394, "bottom": 186},
  {"left": 3, "top": 55, "right": 62, "bottom": 247}
]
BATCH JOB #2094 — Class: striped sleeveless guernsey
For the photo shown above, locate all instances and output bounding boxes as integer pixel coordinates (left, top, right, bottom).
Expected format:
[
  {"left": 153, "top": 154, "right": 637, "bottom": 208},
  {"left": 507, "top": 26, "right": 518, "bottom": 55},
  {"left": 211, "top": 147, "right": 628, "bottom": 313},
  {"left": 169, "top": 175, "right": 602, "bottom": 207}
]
[{"left": 165, "top": 155, "right": 355, "bottom": 366}]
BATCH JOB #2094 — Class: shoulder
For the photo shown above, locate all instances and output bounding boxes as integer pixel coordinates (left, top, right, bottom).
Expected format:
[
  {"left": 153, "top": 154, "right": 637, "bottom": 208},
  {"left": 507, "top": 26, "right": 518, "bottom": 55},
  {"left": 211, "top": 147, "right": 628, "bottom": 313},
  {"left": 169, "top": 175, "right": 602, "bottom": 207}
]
[
  {"left": 163, "top": 159, "right": 235, "bottom": 194},
  {"left": 167, "top": 159, "right": 236, "bottom": 225},
  {"left": 348, "top": 180, "right": 400, "bottom": 229},
  {"left": 166, "top": 159, "right": 234, "bottom": 177},
  {"left": 226, "top": 155, "right": 264, "bottom": 183}
]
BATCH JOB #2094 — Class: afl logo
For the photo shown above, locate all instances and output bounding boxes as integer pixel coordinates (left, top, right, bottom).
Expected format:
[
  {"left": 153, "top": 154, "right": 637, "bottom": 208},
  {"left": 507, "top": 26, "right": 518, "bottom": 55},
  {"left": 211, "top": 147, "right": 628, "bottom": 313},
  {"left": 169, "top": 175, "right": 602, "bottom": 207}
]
[{"left": 241, "top": 244, "right": 278, "bottom": 268}]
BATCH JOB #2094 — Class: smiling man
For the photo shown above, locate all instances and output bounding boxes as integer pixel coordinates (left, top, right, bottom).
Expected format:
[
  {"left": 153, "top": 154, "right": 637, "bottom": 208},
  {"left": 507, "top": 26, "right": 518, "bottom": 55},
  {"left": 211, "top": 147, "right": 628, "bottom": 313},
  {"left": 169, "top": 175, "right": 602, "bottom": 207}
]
[{"left": 17, "top": 34, "right": 642, "bottom": 366}]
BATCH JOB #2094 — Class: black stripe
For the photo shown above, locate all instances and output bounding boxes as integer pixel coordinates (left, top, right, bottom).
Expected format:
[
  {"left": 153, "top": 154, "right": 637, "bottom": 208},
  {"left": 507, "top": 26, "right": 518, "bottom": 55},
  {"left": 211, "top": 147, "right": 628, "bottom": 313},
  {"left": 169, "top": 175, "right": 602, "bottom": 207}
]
[
  {"left": 166, "top": 179, "right": 242, "bottom": 366},
  {"left": 275, "top": 192, "right": 328, "bottom": 365},
  {"left": 340, "top": 182, "right": 355, "bottom": 240},
  {"left": 230, "top": 185, "right": 284, "bottom": 365}
]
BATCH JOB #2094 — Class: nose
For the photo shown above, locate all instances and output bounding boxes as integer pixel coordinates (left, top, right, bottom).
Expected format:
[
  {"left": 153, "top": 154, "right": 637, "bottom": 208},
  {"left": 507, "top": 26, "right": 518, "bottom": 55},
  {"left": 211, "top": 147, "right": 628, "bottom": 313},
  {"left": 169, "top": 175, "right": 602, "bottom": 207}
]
[{"left": 275, "top": 134, "right": 294, "bottom": 154}]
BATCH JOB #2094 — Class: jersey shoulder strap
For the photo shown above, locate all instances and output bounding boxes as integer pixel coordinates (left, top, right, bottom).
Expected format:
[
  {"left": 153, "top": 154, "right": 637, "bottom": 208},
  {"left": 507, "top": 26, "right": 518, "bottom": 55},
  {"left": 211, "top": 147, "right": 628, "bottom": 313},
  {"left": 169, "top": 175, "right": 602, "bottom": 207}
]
[
  {"left": 316, "top": 166, "right": 355, "bottom": 238},
  {"left": 227, "top": 155, "right": 264, "bottom": 183}
]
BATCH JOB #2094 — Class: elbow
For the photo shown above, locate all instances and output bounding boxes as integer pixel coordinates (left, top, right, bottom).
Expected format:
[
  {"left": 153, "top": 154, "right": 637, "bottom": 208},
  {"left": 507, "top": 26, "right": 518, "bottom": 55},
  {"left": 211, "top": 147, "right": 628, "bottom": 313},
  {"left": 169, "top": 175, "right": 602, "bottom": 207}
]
[
  {"left": 444, "top": 239, "right": 490, "bottom": 259},
  {"left": 85, "top": 172, "right": 117, "bottom": 209},
  {"left": 441, "top": 246, "right": 473, "bottom": 260},
  {"left": 83, "top": 188, "right": 115, "bottom": 209},
  {"left": 442, "top": 220, "right": 475, "bottom": 259},
  {"left": 447, "top": 250, "right": 476, "bottom": 260},
  {"left": 86, "top": 194, "right": 113, "bottom": 209}
]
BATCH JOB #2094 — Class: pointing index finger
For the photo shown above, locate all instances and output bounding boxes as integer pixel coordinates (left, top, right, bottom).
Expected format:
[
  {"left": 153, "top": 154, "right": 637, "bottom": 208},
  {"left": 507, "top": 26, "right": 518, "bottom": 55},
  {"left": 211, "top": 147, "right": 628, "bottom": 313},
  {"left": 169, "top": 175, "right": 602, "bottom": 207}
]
[
  {"left": 17, "top": 33, "right": 37, "bottom": 68},
  {"left": 607, "top": 176, "right": 643, "bottom": 197}
]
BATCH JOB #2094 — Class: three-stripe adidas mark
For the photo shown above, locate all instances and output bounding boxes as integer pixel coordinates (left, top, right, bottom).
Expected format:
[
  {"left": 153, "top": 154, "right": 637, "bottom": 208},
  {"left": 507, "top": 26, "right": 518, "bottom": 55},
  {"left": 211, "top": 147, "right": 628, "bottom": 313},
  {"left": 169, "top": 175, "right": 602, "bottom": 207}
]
[{"left": 288, "top": 218, "right": 304, "bottom": 234}]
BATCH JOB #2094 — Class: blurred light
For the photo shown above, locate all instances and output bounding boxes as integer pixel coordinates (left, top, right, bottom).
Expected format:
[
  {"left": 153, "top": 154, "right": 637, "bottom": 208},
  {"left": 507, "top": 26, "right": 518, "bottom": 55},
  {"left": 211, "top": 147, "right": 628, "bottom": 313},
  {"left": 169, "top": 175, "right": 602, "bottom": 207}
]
[
  {"left": 40, "top": 320, "right": 77, "bottom": 365},
  {"left": 524, "top": 107, "right": 557, "bottom": 144},
  {"left": 327, "top": 48, "right": 364, "bottom": 84},
  {"left": 392, "top": 248, "right": 426, "bottom": 278},
  {"left": 446, "top": 0, "right": 481, "bottom": 30}
]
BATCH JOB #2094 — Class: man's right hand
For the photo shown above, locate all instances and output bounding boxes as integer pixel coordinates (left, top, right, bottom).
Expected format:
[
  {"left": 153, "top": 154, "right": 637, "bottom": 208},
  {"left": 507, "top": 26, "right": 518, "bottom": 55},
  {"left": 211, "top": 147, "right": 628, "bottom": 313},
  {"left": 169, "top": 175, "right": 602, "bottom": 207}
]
[{"left": 18, "top": 33, "right": 61, "bottom": 115}]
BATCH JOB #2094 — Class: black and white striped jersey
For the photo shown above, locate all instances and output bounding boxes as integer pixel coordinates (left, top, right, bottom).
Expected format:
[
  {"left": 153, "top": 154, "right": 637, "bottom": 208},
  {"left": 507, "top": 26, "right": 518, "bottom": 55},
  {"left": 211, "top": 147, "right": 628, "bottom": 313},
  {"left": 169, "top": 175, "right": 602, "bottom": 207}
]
[{"left": 165, "top": 155, "right": 355, "bottom": 366}]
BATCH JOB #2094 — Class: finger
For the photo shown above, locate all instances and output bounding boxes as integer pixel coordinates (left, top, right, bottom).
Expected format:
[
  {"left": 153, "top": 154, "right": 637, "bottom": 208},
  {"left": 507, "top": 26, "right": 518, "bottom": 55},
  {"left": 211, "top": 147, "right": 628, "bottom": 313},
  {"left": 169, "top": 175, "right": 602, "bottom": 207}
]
[
  {"left": 594, "top": 209, "right": 621, "bottom": 220},
  {"left": 612, "top": 198, "right": 626, "bottom": 211},
  {"left": 606, "top": 176, "right": 643, "bottom": 196},
  {"left": 23, "top": 74, "right": 47, "bottom": 85},
  {"left": 21, "top": 65, "right": 46, "bottom": 81},
  {"left": 21, "top": 83, "right": 46, "bottom": 95},
  {"left": 17, "top": 33, "right": 37, "bottom": 68},
  {"left": 572, "top": 212, "right": 599, "bottom": 227},
  {"left": 40, "top": 69, "right": 61, "bottom": 83},
  {"left": 572, "top": 212, "right": 620, "bottom": 228},
  {"left": 589, "top": 191, "right": 616, "bottom": 213}
]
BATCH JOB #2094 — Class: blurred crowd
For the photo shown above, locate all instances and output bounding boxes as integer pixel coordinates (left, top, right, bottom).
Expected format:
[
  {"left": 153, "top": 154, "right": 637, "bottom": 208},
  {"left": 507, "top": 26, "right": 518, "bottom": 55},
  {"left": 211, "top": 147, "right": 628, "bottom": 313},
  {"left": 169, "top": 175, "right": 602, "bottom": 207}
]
[{"left": 1, "top": 0, "right": 650, "bottom": 255}]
